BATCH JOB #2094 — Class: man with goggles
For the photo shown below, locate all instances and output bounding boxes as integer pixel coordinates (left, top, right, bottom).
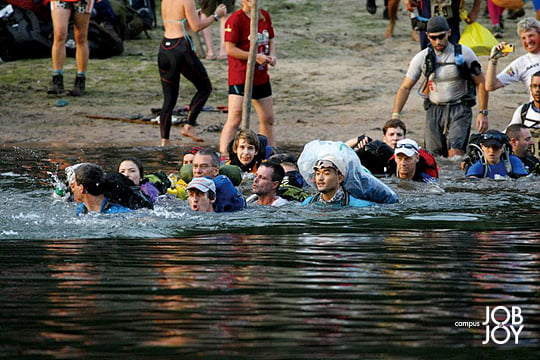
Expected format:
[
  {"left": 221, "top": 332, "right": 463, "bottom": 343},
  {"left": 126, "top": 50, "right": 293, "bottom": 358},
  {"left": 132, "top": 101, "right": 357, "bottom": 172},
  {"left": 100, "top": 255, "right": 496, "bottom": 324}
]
[
  {"left": 391, "top": 16, "right": 489, "bottom": 158},
  {"left": 391, "top": 139, "right": 437, "bottom": 182},
  {"left": 302, "top": 156, "right": 374, "bottom": 208}
]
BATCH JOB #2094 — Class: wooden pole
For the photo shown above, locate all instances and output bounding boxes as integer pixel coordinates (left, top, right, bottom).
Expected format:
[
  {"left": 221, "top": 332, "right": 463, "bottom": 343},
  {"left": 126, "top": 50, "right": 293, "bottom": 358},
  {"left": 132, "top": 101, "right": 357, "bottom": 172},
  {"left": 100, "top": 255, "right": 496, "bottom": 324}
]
[{"left": 240, "top": 0, "right": 259, "bottom": 130}]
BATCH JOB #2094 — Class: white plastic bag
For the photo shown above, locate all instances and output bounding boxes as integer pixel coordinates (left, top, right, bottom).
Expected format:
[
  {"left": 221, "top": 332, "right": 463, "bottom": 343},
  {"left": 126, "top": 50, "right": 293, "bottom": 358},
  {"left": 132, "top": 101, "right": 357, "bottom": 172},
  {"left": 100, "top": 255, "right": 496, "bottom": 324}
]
[{"left": 297, "top": 140, "right": 399, "bottom": 204}]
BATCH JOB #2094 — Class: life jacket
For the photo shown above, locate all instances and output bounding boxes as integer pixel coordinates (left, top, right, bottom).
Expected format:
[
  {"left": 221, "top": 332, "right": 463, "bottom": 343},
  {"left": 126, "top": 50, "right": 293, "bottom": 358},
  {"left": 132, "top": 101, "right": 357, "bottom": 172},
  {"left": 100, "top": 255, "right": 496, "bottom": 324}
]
[{"left": 422, "top": 43, "right": 479, "bottom": 107}]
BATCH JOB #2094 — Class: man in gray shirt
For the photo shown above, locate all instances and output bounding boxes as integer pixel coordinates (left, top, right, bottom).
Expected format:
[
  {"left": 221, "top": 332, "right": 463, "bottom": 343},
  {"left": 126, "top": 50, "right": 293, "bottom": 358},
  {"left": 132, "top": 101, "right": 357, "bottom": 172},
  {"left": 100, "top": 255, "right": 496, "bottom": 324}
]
[{"left": 391, "top": 16, "right": 489, "bottom": 158}]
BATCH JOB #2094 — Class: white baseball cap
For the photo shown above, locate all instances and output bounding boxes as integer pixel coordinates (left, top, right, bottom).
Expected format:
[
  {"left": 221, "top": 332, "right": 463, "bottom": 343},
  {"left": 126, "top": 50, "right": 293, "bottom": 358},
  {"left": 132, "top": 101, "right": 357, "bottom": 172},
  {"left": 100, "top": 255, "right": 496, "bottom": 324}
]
[
  {"left": 186, "top": 177, "right": 216, "bottom": 194},
  {"left": 394, "top": 139, "right": 420, "bottom": 157}
]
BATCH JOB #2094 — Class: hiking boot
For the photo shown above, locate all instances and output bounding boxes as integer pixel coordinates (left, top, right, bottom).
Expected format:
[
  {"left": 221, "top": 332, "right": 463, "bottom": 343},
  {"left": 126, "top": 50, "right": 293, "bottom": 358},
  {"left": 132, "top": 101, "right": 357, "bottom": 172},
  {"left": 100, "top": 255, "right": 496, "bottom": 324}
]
[
  {"left": 70, "top": 75, "right": 85, "bottom": 97},
  {"left": 47, "top": 74, "right": 65, "bottom": 95},
  {"left": 366, "top": 0, "right": 377, "bottom": 15}
]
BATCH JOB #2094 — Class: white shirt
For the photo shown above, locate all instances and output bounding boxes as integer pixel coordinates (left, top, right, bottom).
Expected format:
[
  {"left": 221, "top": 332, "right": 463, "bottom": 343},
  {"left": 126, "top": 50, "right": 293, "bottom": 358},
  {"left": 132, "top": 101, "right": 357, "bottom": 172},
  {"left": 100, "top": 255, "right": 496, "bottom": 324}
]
[
  {"left": 509, "top": 102, "right": 540, "bottom": 129},
  {"left": 497, "top": 52, "right": 540, "bottom": 101}
]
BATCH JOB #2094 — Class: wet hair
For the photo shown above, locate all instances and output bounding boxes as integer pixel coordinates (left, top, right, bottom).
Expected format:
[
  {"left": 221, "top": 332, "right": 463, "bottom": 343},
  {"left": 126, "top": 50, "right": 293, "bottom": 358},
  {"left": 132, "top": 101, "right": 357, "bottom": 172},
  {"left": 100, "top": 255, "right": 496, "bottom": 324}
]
[
  {"left": 195, "top": 148, "right": 220, "bottom": 167},
  {"left": 517, "top": 17, "right": 540, "bottom": 36},
  {"left": 117, "top": 157, "right": 144, "bottom": 178},
  {"left": 382, "top": 119, "right": 407, "bottom": 136},
  {"left": 260, "top": 161, "right": 285, "bottom": 183},
  {"left": 506, "top": 123, "right": 529, "bottom": 140},
  {"left": 233, "top": 129, "right": 260, "bottom": 154},
  {"left": 74, "top": 163, "right": 108, "bottom": 196}
]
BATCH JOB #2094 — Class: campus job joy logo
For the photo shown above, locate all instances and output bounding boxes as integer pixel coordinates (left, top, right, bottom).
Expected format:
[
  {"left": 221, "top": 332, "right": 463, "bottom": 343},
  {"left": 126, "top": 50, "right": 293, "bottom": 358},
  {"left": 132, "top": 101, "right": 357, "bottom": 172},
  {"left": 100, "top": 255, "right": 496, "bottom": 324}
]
[{"left": 482, "top": 306, "right": 524, "bottom": 345}]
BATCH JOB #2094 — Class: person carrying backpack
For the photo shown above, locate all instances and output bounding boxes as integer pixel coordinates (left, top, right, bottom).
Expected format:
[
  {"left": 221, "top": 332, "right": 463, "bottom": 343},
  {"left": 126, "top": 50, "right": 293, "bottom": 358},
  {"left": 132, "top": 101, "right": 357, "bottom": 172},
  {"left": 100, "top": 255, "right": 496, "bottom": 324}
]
[
  {"left": 391, "top": 16, "right": 489, "bottom": 158},
  {"left": 48, "top": 0, "right": 94, "bottom": 96},
  {"left": 465, "top": 129, "right": 528, "bottom": 179}
]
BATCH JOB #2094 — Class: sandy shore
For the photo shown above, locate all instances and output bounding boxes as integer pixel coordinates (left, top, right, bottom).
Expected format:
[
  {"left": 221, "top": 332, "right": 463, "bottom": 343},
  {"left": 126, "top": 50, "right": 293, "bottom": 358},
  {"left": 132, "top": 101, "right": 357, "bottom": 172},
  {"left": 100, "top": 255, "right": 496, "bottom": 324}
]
[{"left": 0, "top": 0, "right": 532, "bottom": 150}]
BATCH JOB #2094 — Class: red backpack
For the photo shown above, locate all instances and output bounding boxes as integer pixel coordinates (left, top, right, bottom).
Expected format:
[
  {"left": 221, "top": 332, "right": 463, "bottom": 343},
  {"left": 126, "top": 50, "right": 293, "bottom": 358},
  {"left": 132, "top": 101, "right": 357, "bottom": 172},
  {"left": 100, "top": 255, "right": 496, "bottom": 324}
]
[{"left": 418, "top": 149, "right": 439, "bottom": 178}]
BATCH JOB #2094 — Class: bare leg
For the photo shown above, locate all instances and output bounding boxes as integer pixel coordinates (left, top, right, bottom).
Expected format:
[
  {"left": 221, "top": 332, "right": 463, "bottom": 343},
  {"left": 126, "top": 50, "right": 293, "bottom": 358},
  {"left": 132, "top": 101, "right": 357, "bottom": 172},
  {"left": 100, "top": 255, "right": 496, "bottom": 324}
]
[
  {"left": 73, "top": 12, "right": 91, "bottom": 73},
  {"left": 448, "top": 148, "right": 465, "bottom": 158},
  {"left": 201, "top": 13, "right": 215, "bottom": 59},
  {"left": 384, "top": 0, "right": 399, "bottom": 39},
  {"left": 51, "top": 8, "right": 71, "bottom": 71},
  {"left": 219, "top": 94, "right": 243, "bottom": 156},
  {"left": 252, "top": 96, "right": 276, "bottom": 147}
]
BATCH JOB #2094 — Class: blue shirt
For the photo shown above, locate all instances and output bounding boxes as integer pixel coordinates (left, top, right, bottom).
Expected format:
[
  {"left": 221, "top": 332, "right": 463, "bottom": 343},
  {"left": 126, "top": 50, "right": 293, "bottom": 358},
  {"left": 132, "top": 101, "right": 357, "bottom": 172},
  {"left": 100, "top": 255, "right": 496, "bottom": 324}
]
[
  {"left": 76, "top": 198, "right": 133, "bottom": 216},
  {"left": 465, "top": 155, "right": 528, "bottom": 179}
]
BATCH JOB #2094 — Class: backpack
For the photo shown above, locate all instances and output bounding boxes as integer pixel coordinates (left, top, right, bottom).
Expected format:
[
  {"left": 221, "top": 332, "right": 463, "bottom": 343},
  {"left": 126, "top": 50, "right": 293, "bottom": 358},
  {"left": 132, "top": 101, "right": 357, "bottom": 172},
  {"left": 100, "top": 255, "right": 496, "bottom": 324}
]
[
  {"left": 418, "top": 149, "right": 439, "bottom": 178},
  {"left": 128, "top": 0, "right": 155, "bottom": 30},
  {"left": 144, "top": 171, "right": 172, "bottom": 195},
  {"left": 109, "top": 0, "right": 149, "bottom": 39},
  {"left": 105, "top": 172, "right": 154, "bottom": 210},
  {"left": 355, "top": 140, "right": 394, "bottom": 175},
  {"left": 422, "top": 43, "right": 479, "bottom": 107},
  {"left": 462, "top": 133, "right": 516, "bottom": 178},
  {"left": 0, "top": 4, "right": 51, "bottom": 61}
]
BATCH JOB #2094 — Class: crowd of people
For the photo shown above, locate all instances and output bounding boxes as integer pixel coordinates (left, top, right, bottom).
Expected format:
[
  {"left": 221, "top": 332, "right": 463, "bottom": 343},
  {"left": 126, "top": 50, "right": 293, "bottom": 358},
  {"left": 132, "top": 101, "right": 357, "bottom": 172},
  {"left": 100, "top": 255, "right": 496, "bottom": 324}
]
[{"left": 42, "top": 2, "right": 540, "bottom": 215}]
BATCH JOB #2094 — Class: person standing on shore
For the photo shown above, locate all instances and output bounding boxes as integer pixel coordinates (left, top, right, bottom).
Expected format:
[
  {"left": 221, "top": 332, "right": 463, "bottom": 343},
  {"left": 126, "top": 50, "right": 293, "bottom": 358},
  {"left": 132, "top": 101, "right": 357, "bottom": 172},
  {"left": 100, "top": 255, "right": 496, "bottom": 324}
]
[
  {"left": 158, "top": 0, "right": 227, "bottom": 146},
  {"left": 48, "top": 0, "right": 94, "bottom": 96},
  {"left": 391, "top": 16, "right": 489, "bottom": 158},
  {"left": 218, "top": 0, "right": 277, "bottom": 159},
  {"left": 200, "top": 0, "right": 236, "bottom": 59}
]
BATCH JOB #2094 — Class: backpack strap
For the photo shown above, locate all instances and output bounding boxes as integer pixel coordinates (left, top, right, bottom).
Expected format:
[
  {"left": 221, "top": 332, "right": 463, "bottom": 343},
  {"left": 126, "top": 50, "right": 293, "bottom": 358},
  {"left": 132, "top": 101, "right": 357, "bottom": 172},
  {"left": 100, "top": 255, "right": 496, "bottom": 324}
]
[{"left": 520, "top": 102, "right": 531, "bottom": 124}]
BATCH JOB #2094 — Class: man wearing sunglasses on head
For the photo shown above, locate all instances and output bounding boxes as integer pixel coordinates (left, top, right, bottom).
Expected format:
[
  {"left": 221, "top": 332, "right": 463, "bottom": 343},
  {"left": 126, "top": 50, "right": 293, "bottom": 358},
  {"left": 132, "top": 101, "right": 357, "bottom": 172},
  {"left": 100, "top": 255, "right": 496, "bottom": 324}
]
[
  {"left": 391, "top": 16, "right": 489, "bottom": 159},
  {"left": 390, "top": 139, "right": 437, "bottom": 182}
]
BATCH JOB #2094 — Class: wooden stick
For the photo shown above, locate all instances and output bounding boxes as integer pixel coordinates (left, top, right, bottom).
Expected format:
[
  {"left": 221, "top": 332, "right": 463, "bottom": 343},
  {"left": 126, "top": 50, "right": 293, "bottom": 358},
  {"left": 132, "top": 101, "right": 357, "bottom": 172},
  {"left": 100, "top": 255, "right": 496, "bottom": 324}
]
[{"left": 241, "top": 0, "right": 259, "bottom": 131}]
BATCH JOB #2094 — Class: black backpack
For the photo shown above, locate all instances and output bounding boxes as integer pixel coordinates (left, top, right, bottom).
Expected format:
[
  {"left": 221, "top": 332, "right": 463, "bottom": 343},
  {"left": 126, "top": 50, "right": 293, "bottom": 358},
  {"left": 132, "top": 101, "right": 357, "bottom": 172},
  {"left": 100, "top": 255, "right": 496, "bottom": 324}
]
[
  {"left": 0, "top": 4, "right": 51, "bottom": 61},
  {"left": 105, "top": 172, "right": 154, "bottom": 210},
  {"left": 128, "top": 0, "right": 155, "bottom": 30}
]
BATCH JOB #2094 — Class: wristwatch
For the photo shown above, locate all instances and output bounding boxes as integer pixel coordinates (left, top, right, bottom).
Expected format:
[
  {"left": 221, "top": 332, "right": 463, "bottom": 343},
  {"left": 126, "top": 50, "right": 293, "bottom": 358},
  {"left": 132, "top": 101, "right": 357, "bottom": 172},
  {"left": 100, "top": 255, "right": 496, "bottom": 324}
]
[
  {"left": 213, "top": 13, "right": 220, "bottom": 21},
  {"left": 479, "top": 110, "right": 488, "bottom": 116}
]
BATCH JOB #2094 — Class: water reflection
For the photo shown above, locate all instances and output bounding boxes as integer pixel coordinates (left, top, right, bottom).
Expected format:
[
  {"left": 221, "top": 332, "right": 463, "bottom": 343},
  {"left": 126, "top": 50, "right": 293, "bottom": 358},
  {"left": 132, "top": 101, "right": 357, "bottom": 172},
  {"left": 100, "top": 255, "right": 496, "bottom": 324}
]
[{"left": 0, "top": 146, "right": 539, "bottom": 357}]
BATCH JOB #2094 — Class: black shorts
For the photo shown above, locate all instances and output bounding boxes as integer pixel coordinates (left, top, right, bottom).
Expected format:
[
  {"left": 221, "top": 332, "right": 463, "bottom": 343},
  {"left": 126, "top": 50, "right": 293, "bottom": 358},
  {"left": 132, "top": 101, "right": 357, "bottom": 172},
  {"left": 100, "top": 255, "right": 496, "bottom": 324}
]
[
  {"left": 229, "top": 82, "right": 272, "bottom": 99},
  {"left": 200, "top": 0, "right": 236, "bottom": 16}
]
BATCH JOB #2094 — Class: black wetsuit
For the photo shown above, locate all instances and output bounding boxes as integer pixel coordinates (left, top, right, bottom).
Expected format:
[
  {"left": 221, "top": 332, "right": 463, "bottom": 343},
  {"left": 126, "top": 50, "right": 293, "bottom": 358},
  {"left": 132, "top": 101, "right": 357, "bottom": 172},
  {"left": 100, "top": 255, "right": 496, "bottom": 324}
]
[{"left": 158, "top": 37, "right": 212, "bottom": 139}]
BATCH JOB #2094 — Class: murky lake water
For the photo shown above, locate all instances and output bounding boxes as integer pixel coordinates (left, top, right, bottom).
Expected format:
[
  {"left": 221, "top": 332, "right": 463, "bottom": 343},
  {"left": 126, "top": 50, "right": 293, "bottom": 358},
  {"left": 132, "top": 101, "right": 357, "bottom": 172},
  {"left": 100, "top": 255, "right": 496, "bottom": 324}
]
[{"left": 1, "top": 146, "right": 539, "bottom": 358}]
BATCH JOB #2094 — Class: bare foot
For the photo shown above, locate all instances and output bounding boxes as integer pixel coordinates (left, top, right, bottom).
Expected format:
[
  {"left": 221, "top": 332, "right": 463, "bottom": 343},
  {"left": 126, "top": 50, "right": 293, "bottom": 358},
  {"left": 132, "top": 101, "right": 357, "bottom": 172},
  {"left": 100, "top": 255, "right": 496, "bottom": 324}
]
[
  {"left": 384, "top": 22, "right": 395, "bottom": 39},
  {"left": 181, "top": 124, "right": 204, "bottom": 142},
  {"left": 161, "top": 138, "right": 170, "bottom": 147}
]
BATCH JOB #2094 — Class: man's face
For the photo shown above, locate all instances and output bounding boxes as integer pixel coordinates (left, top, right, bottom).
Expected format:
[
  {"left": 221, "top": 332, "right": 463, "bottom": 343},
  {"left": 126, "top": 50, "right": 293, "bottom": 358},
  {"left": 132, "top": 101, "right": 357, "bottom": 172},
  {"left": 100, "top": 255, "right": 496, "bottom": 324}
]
[
  {"left": 520, "top": 29, "right": 540, "bottom": 54},
  {"left": 253, "top": 166, "right": 277, "bottom": 196},
  {"left": 118, "top": 160, "right": 141, "bottom": 186},
  {"left": 530, "top": 76, "right": 540, "bottom": 103},
  {"left": 512, "top": 128, "right": 534, "bottom": 158},
  {"left": 188, "top": 189, "right": 214, "bottom": 212},
  {"left": 192, "top": 154, "right": 219, "bottom": 178},
  {"left": 314, "top": 167, "right": 342, "bottom": 195},
  {"left": 237, "top": 139, "right": 258, "bottom": 166},
  {"left": 481, "top": 144, "right": 504, "bottom": 165},
  {"left": 383, "top": 127, "right": 406, "bottom": 148},
  {"left": 395, "top": 153, "right": 418, "bottom": 179},
  {"left": 70, "top": 180, "right": 84, "bottom": 202},
  {"left": 427, "top": 31, "right": 450, "bottom": 52}
]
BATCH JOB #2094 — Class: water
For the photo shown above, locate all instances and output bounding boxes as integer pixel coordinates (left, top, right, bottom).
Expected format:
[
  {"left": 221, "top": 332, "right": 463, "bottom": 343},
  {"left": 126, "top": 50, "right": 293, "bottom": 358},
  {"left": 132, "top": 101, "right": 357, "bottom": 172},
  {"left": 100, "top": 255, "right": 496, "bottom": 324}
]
[{"left": 0, "top": 146, "right": 539, "bottom": 358}]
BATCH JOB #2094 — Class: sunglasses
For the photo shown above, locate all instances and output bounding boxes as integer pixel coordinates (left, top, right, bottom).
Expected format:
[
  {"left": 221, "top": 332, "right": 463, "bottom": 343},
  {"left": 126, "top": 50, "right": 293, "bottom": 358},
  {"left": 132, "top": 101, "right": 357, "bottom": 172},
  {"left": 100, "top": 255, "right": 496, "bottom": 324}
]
[
  {"left": 313, "top": 160, "right": 338, "bottom": 171},
  {"left": 481, "top": 133, "right": 507, "bottom": 144},
  {"left": 396, "top": 143, "right": 419, "bottom": 151},
  {"left": 428, "top": 33, "right": 448, "bottom": 40}
]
